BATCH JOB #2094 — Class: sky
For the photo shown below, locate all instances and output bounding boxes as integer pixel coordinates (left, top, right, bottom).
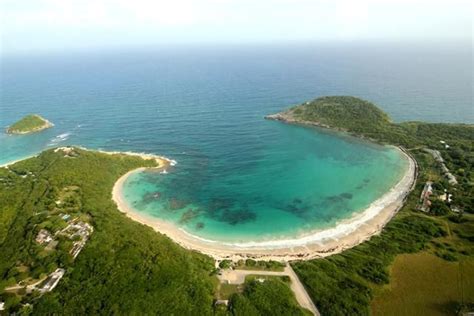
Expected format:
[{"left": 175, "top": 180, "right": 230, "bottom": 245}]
[{"left": 0, "top": 0, "right": 472, "bottom": 55}]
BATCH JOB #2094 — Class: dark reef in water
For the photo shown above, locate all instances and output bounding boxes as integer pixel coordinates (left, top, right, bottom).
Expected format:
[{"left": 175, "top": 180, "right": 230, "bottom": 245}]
[
  {"left": 168, "top": 197, "right": 188, "bottom": 210},
  {"left": 141, "top": 191, "right": 162, "bottom": 204},
  {"left": 179, "top": 209, "right": 201, "bottom": 224},
  {"left": 284, "top": 203, "right": 311, "bottom": 217},
  {"left": 280, "top": 198, "right": 313, "bottom": 218},
  {"left": 340, "top": 192, "right": 353, "bottom": 200},
  {"left": 195, "top": 222, "right": 205, "bottom": 230},
  {"left": 205, "top": 198, "right": 257, "bottom": 225},
  {"left": 326, "top": 192, "right": 353, "bottom": 203},
  {"left": 219, "top": 208, "right": 257, "bottom": 225},
  {"left": 293, "top": 198, "right": 303, "bottom": 204},
  {"left": 278, "top": 192, "right": 356, "bottom": 221},
  {"left": 208, "top": 198, "right": 235, "bottom": 213}
]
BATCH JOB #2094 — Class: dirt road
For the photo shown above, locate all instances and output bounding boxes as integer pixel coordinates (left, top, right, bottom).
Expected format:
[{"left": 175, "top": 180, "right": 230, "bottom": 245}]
[{"left": 218, "top": 264, "right": 319, "bottom": 315}]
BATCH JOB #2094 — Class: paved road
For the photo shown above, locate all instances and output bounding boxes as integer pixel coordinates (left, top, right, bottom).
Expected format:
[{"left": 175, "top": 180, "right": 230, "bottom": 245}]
[{"left": 218, "top": 265, "right": 320, "bottom": 315}]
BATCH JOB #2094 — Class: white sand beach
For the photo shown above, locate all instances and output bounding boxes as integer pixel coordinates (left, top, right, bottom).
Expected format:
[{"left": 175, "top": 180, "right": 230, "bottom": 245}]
[
  {"left": 112, "top": 147, "right": 417, "bottom": 261},
  {"left": 0, "top": 155, "right": 38, "bottom": 168}
]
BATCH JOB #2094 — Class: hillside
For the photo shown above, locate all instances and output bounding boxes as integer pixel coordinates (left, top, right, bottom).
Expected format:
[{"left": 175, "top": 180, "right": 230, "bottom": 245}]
[
  {"left": 266, "top": 96, "right": 473, "bottom": 148},
  {"left": 285, "top": 96, "right": 390, "bottom": 129},
  {"left": 6, "top": 114, "right": 53, "bottom": 134}
]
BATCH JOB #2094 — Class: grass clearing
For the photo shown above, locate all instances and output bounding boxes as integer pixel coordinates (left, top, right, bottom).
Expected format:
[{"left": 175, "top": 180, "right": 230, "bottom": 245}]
[
  {"left": 371, "top": 252, "right": 474, "bottom": 315},
  {"left": 217, "top": 283, "right": 241, "bottom": 300},
  {"left": 245, "top": 275, "right": 291, "bottom": 283}
]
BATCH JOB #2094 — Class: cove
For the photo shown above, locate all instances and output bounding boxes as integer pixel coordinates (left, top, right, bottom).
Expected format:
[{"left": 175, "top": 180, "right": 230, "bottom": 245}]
[{"left": 120, "top": 121, "right": 410, "bottom": 245}]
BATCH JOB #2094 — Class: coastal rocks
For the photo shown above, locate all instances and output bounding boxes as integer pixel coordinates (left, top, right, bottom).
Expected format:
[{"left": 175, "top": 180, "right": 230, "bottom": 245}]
[
  {"left": 264, "top": 112, "right": 292, "bottom": 121},
  {"left": 265, "top": 110, "right": 332, "bottom": 129}
]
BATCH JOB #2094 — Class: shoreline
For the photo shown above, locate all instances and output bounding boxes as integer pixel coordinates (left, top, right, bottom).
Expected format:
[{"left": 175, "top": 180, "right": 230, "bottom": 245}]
[
  {"left": 0, "top": 154, "right": 39, "bottom": 168},
  {"left": 0, "top": 146, "right": 176, "bottom": 170},
  {"left": 265, "top": 111, "right": 384, "bottom": 145},
  {"left": 55, "top": 146, "right": 177, "bottom": 168},
  {"left": 112, "top": 147, "right": 417, "bottom": 261}
]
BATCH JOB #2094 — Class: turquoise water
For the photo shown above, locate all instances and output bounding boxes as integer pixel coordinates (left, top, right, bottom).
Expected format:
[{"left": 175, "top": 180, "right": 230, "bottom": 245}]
[
  {"left": 121, "top": 127, "right": 408, "bottom": 242},
  {"left": 0, "top": 43, "right": 471, "bottom": 242}
]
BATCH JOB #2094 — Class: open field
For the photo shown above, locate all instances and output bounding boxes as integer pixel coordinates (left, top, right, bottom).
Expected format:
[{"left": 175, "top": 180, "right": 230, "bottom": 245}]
[{"left": 371, "top": 252, "right": 474, "bottom": 315}]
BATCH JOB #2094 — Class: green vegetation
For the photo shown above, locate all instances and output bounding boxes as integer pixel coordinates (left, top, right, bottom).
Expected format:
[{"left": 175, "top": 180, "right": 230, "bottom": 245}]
[
  {"left": 6, "top": 114, "right": 53, "bottom": 134},
  {"left": 228, "top": 278, "right": 311, "bottom": 315},
  {"left": 219, "top": 259, "right": 233, "bottom": 269},
  {"left": 284, "top": 96, "right": 474, "bottom": 315},
  {"left": 217, "top": 283, "right": 241, "bottom": 300},
  {"left": 237, "top": 259, "right": 286, "bottom": 271},
  {"left": 213, "top": 276, "right": 309, "bottom": 315},
  {"left": 218, "top": 259, "right": 285, "bottom": 271},
  {"left": 371, "top": 253, "right": 474, "bottom": 316},
  {"left": 293, "top": 214, "right": 446, "bottom": 315},
  {"left": 292, "top": 96, "right": 391, "bottom": 133},
  {"left": 287, "top": 96, "right": 473, "bottom": 149},
  {"left": 244, "top": 275, "right": 291, "bottom": 284},
  {"left": 0, "top": 148, "right": 216, "bottom": 314}
]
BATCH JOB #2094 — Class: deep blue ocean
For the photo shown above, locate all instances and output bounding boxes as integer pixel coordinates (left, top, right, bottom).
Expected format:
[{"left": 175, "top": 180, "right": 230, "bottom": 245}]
[{"left": 1, "top": 42, "right": 472, "bottom": 242}]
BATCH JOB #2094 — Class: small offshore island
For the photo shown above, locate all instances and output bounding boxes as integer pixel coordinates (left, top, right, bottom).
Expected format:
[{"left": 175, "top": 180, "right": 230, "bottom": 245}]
[
  {"left": 6, "top": 114, "right": 53, "bottom": 134},
  {"left": 1, "top": 96, "right": 473, "bottom": 315}
]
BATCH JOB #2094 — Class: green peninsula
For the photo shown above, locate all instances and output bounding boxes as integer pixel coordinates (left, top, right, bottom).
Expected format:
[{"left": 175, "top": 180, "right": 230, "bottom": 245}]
[
  {"left": 266, "top": 96, "right": 473, "bottom": 148},
  {"left": 268, "top": 96, "right": 474, "bottom": 315},
  {"left": 6, "top": 114, "right": 53, "bottom": 134}
]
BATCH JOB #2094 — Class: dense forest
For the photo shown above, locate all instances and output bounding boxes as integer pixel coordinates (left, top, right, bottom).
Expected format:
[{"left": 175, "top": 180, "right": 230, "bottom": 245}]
[{"left": 227, "top": 278, "right": 311, "bottom": 316}]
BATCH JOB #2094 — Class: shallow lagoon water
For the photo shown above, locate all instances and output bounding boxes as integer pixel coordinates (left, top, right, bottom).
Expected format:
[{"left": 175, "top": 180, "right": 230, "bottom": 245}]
[
  {"left": 1, "top": 43, "right": 470, "bottom": 242},
  {"left": 121, "top": 124, "right": 408, "bottom": 242}
]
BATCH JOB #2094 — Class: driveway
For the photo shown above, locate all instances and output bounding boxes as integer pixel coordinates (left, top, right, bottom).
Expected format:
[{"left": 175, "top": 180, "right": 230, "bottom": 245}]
[{"left": 218, "top": 264, "right": 319, "bottom": 315}]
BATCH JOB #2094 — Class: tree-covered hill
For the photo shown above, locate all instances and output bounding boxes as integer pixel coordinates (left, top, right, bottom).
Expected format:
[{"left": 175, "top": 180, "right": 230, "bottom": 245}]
[
  {"left": 293, "top": 96, "right": 391, "bottom": 129},
  {"left": 268, "top": 96, "right": 474, "bottom": 148},
  {"left": 6, "top": 114, "right": 53, "bottom": 134}
]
